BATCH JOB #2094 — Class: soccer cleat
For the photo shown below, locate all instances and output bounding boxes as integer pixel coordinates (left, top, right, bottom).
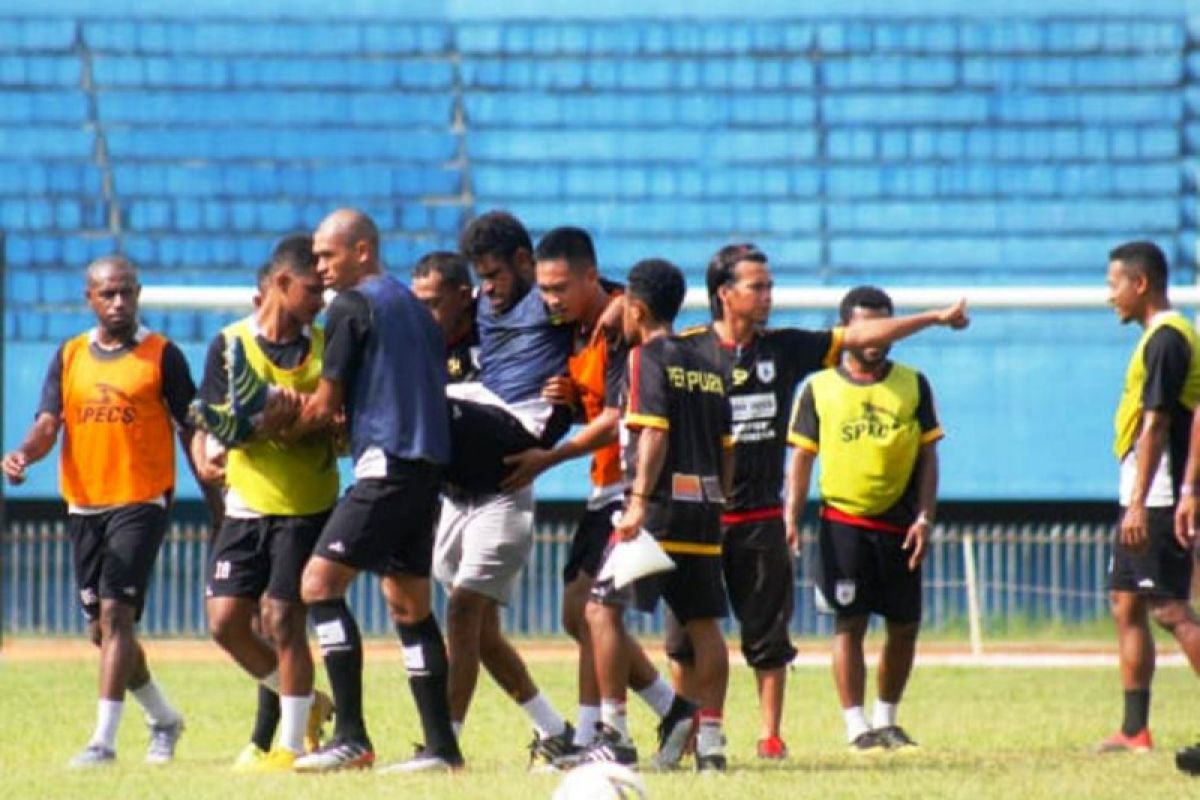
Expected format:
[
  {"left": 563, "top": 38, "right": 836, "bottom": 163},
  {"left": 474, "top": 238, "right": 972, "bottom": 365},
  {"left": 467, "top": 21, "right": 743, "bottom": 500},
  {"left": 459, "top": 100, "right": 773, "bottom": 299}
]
[
  {"left": 241, "top": 748, "right": 298, "bottom": 773},
  {"left": 1095, "top": 728, "right": 1153, "bottom": 754},
  {"left": 293, "top": 738, "right": 376, "bottom": 773},
  {"left": 188, "top": 399, "right": 254, "bottom": 447},
  {"left": 378, "top": 744, "right": 463, "bottom": 774},
  {"left": 231, "top": 743, "right": 268, "bottom": 771},
  {"left": 1176, "top": 740, "right": 1200, "bottom": 775},
  {"left": 226, "top": 336, "right": 269, "bottom": 418},
  {"left": 528, "top": 722, "right": 578, "bottom": 771},
  {"left": 305, "top": 691, "right": 335, "bottom": 753},
  {"left": 756, "top": 734, "right": 788, "bottom": 760},
  {"left": 848, "top": 730, "right": 888, "bottom": 754},
  {"left": 877, "top": 725, "right": 919, "bottom": 750},
  {"left": 145, "top": 716, "right": 185, "bottom": 765},
  {"left": 648, "top": 695, "right": 698, "bottom": 770},
  {"left": 695, "top": 731, "right": 727, "bottom": 773},
  {"left": 578, "top": 724, "right": 638, "bottom": 768},
  {"left": 69, "top": 743, "right": 116, "bottom": 769}
]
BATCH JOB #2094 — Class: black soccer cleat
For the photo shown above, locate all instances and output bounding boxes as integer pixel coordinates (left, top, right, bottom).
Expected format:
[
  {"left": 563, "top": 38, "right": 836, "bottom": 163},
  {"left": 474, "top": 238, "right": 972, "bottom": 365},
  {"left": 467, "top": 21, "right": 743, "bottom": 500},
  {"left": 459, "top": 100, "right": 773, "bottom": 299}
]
[
  {"left": 848, "top": 729, "right": 888, "bottom": 754},
  {"left": 578, "top": 724, "right": 638, "bottom": 768},
  {"left": 876, "top": 725, "right": 919, "bottom": 750},
  {"left": 528, "top": 722, "right": 579, "bottom": 771}
]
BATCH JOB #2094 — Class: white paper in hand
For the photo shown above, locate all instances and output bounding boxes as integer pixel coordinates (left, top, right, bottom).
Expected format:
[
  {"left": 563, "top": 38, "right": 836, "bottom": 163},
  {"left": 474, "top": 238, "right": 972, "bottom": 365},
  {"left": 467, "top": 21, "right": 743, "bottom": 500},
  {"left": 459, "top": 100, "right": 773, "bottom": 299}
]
[{"left": 597, "top": 529, "right": 676, "bottom": 590}]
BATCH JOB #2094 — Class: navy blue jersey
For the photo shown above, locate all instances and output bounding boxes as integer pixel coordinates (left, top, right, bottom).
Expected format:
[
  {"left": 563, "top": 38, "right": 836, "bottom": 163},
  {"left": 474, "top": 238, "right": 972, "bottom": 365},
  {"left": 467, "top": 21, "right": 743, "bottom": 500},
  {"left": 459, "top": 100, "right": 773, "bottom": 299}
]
[
  {"left": 476, "top": 285, "right": 572, "bottom": 403},
  {"left": 322, "top": 274, "right": 450, "bottom": 473}
]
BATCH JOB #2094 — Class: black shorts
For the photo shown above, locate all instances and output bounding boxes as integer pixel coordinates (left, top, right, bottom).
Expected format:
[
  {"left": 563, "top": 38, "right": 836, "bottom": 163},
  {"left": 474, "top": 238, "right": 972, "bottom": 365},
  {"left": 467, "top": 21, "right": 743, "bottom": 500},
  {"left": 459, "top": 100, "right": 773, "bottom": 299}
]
[
  {"left": 1109, "top": 507, "right": 1193, "bottom": 600},
  {"left": 722, "top": 516, "right": 798, "bottom": 670},
  {"left": 71, "top": 503, "right": 168, "bottom": 622},
  {"left": 207, "top": 511, "right": 330, "bottom": 602},
  {"left": 563, "top": 499, "right": 623, "bottom": 584},
  {"left": 817, "top": 517, "right": 922, "bottom": 624},
  {"left": 590, "top": 502, "right": 728, "bottom": 625},
  {"left": 445, "top": 398, "right": 571, "bottom": 494},
  {"left": 313, "top": 462, "right": 442, "bottom": 576}
]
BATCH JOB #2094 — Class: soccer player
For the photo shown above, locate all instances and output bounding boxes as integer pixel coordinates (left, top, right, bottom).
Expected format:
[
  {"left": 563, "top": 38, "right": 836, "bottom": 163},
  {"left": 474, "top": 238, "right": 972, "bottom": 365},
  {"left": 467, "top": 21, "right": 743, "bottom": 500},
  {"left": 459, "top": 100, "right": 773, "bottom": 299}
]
[
  {"left": 190, "top": 234, "right": 337, "bottom": 771},
  {"left": 582, "top": 258, "right": 734, "bottom": 772},
  {"left": 434, "top": 211, "right": 575, "bottom": 765},
  {"left": 785, "top": 285, "right": 942, "bottom": 752},
  {"left": 236, "top": 209, "right": 463, "bottom": 773},
  {"left": 2, "top": 256, "right": 194, "bottom": 767},
  {"left": 412, "top": 251, "right": 480, "bottom": 383},
  {"left": 666, "top": 243, "right": 968, "bottom": 758},
  {"left": 500, "top": 228, "right": 699, "bottom": 758},
  {"left": 1097, "top": 240, "right": 1200, "bottom": 753}
]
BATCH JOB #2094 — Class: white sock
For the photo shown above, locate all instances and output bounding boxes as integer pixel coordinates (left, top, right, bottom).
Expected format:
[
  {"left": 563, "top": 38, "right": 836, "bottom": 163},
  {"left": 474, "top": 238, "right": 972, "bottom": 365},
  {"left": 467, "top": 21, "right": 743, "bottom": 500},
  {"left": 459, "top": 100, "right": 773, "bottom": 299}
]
[
  {"left": 130, "top": 679, "right": 180, "bottom": 726},
  {"left": 278, "top": 694, "right": 312, "bottom": 754},
  {"left": 574, "top": 706, "right": 600, "bottom": 747},
  {"left": 844, "top": 706, "right": 871, "bottom": 742},
  {"left": 872, "top": 700, "right": 898, "bottom": 729},
  {"left": 259, "top": 669, "right": 280, "bottom": 693},
  {"left": 522, "top": 692, "right": 566, "bottom": 738},
  {"left": 600, "top": 698, "right": 630, "bottom": 742},
  {"left": 91, "top": 699, "right": 124, "bottom": 750},
  {"left": 452, "top": 721, "right": 464, "bottom": 739},
  {"left": 696, "top": 712, "right": 725, "bottom": 755},
  {"left": 635, "top": 676, "right": 675, "bottom": 719}
]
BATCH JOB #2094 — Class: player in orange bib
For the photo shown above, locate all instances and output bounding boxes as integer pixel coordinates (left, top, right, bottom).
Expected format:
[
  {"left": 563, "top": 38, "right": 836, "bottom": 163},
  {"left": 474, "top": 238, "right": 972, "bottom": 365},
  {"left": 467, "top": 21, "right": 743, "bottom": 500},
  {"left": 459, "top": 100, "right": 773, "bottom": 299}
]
[{"left": 3, "top": 256, "right": 204, "bottom": 768}]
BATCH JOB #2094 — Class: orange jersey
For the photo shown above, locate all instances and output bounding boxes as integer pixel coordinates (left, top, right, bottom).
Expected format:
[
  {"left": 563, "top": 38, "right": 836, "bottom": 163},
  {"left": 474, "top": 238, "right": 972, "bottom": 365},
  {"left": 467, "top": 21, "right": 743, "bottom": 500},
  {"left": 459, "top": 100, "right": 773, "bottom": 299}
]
[
  {"left": 59, "top": 332, "right": 176, "bottom": 506},
  {"left": 567, "top": 330, "right": 624, "bottom": 490}
]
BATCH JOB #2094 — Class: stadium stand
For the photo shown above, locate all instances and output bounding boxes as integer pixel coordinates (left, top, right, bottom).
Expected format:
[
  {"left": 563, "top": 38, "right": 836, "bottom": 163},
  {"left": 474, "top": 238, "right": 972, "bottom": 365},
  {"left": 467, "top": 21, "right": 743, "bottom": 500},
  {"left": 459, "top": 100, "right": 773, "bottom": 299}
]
[{"left": 0, "top": 3, "right": 1197, "bottom": 501}]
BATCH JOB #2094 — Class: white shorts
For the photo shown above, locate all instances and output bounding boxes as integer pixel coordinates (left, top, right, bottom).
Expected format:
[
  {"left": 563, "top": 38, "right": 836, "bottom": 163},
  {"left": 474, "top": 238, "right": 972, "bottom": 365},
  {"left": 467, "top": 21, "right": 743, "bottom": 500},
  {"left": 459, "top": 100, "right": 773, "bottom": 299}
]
[{"left": 432, "top": 486, "right": 535, "bottom": 604}]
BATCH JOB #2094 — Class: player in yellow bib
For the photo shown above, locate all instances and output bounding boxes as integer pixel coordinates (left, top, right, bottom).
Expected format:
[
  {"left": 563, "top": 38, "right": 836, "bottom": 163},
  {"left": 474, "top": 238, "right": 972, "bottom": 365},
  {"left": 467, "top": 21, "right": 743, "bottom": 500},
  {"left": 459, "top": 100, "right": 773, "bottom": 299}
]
[
  {"left": 190, "top": 234, "right": 338, "bottom": 771},
  {"left": 786, "top": 286, "right": 943, "bottom": 753},
  {"left": 1096, "top": 241, "right": 1200, "bottom": 756}
]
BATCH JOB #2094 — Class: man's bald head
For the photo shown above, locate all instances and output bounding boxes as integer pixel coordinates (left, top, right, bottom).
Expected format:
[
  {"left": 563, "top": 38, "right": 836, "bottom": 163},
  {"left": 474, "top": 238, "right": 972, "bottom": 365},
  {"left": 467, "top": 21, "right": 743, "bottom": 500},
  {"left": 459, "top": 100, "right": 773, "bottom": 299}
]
[
  {"left": 86, "top": 254, "right": 138, "bottom": 287},
  {"left": 313, "top": 208, "right": 382, "bottom": 291},
  {"left": 317, "top": 208, "right": 379, "bottom": 254}
]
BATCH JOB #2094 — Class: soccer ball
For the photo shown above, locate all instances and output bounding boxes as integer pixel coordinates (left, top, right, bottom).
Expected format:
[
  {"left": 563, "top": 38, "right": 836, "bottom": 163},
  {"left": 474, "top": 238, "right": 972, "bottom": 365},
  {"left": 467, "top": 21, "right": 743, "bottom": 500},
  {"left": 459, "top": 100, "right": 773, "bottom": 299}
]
[{"left": 551, "top": 762, "right": 648, "bottom": 800}]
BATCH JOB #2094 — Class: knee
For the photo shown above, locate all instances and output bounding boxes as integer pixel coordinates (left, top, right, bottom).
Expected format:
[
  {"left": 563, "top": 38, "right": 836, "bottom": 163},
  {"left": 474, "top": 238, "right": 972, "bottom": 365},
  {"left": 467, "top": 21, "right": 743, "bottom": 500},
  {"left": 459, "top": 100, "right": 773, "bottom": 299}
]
[
  {"left": 98, "top": 602, "right": 133, "bottom": 640},
  {"left": 299, "top": 567, "right": 327, "bottom": 606},
  {"left": 207, "top": 607, "right": 243, "bottom": 648},
  {"left": 445, "top": 590, "right": 485, "bottom": 630},
  {"left": 264, "top": 603, "right": 304, "bottom": 649},
  {"left": 1151, "top": 601, "right": 1193, "bottom": 631}
]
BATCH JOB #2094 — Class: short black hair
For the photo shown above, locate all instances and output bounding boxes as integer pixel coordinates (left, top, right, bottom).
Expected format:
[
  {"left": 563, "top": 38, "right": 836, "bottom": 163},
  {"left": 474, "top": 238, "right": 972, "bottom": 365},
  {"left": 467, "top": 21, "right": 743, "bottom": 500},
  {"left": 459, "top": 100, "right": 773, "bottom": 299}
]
[
  {"left": 1110, "top": 240, "right": 1168, "bottom": 292},
  {"left": 459, "top": 210, "right": 533, "bottom": 264},
  {"left": 534, "top": 226, "right": 596, "bottom": 272},
  {"left": 705, "top": 243, "right": 767, "bottom": 320},
  {"left": 270, "top": 232, "right": 317, "bottom": 276},
  {"left": 628, "top": 258, "right": 687, "bottom": 324},
  {"left": 413, "top": 250, "right": 473, "bottom": 289},
  {"left": 839, "top": 285, "right": 894, "bottom": 324}
]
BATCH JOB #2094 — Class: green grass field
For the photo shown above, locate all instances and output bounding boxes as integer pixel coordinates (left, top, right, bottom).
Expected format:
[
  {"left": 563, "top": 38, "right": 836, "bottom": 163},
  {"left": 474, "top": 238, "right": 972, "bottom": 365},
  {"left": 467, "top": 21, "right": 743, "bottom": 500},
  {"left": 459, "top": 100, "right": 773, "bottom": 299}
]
[{"left": 4, "top": 642, "right": 1200, "bottom": 799}]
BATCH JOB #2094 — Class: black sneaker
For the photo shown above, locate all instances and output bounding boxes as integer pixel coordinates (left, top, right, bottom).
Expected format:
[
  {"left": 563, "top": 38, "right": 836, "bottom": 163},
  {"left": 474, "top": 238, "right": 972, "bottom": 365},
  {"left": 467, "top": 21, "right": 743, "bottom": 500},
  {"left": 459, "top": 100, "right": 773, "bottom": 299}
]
[
  {"left": 877, "top": 725, "right": 919, "bottom": 750},
  {"left": 578, "top": 724, "right": 638, "bottom": 767},
  {"left": 528, "top": 722, "right": 578, "bottom": 771},
  {"left": 649, "top": 696, "right": 698, "bottom": 770},
  {"left": 848, "top": 730, "right": 888, "bottom": 754},
  {"left": 1177, "top": 741, "right": 1200, "bottom": 776}
]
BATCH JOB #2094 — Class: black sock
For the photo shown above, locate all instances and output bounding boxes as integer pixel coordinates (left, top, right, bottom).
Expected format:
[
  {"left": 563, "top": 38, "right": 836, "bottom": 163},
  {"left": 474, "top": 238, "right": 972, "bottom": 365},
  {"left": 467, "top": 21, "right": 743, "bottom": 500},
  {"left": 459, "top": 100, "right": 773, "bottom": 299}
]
[
  {"left": 397, "top": 615, "right": 462, "bottom": 763},
  {"left": 310, "top": 598, "right": 369, "bottom": 747},
  {"left": 1122, "top": 689, "right": 1151, "bottom": 736},
  {"left": 250, "top": 683, "right": 280, "bottom": 752}
]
